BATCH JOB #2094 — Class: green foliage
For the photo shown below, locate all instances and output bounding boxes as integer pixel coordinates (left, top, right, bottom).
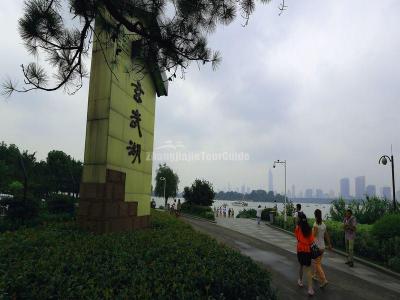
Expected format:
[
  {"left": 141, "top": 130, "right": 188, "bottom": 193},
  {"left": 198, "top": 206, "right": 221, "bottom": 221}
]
[
  {"left": 180, "top": 202, "right": 215, "bottom": 220},
  {"left": 0, "top": 196, "right": 39, "bottom": 221},
  {"left": 236, "top": 209, "right": 257, "bottom": 219},
  {"left": 350, "top": 197, "right": 392, "bottom": 224},
  {"left": 372, "top": 214, "right": 400, "bottom": 240},
  {"left": 183, "top": 179, "right": 215, "bottom": 206},
  {"left": 281, "top": 200, "right": 295, "bottom": 217},
  {"left": 8, "top": 181, "right": 24, "bottom": 197},
  {"left": 0, "top": 210, "right": 276, "bottom": 299},
  {"left": 330, "top": 196, "right": 394, "bottom": 224},
  {"left": 154, "top": 163, "right": 179, "bottom": 205},
  {"left": 0, "top": 142, "right": 82, "bottom": 199},
  {"left": 261, "top": 208, "right": 277, "bottom": 221},
  {"left": 46, "top": 194, "right": 76, "bottom": 214},
  {"left": 330, "top": 197, "right": 346, "bottom": 222},
  {"left": 273, "top": 215, "right": 296, "bottom": 232},
  {"left": 5, "top": 0, "right": 273, "bottom": 95},
  {"left": 388, "top": 256, "right": 400, "bottom": 273}
]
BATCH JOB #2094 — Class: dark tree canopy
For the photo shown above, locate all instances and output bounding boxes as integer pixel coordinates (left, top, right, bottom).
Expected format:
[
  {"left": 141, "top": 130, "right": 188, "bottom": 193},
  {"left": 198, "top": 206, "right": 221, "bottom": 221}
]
[
  {"left": 0, "top": 142, "right": 82, "bottom": 198},
  {"left": 183, "top": 179, "right": 215, "bottom": 206},
  {"left": 2, "top": 0, "right": 273, "bottom": 96}
]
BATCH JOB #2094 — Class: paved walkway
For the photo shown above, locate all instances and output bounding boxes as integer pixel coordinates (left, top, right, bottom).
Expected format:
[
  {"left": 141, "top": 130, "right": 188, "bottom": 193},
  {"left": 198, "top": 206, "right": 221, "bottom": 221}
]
[{"left": 183, "top": 216, "right": 400, "bottom": 299}]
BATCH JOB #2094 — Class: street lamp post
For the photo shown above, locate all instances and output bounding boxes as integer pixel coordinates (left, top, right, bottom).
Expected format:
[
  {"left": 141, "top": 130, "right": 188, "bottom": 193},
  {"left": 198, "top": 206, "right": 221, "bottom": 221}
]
[
  {"left": 273, "top": 160, "right": 287, "bottom": 222},
  {"left": 379, "top": 153, "right": 397, "bottom": 211},
  {"left": 160, "top": 177, "right": 167, "bottom": 208}
]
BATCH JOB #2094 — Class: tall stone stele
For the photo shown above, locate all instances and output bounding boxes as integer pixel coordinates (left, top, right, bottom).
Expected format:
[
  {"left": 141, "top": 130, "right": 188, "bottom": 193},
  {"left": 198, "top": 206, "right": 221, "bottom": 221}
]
[{"left": 77, "top": 12, "right": 167, "bottom": 233}]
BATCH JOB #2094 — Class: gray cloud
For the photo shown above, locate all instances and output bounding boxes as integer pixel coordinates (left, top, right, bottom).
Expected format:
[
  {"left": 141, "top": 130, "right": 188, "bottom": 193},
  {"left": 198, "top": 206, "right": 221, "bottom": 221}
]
[{"left": 2, "top": 0, "right": 400, "bottom": 197}]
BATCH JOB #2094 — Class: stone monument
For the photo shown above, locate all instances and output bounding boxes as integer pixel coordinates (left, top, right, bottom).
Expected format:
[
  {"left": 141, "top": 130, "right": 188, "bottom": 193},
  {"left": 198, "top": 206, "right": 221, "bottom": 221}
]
[{"left": 77, "top": 12, "right": 167, "bottom": 233}]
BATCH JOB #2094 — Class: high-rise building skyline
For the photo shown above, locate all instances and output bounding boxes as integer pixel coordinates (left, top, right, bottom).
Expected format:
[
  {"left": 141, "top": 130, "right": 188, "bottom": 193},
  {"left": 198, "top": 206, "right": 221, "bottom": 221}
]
[
  {"left": 381, "top": 187, "right": 392, "bottom": 199},
  {"left": 291, "top": 184, "right": 296, "bottom": 199},
  {"left": 305, "top": 188, "right": 313, "bottom": 198},
  {"left": 340, "top": 178, "right": 350, "bottom": 199},
  {"left": 268, "top": 169, "right": 273, "bottom": 192},
  {"left": 366, "top": 185, "right": 376, "bottom": 197},
  {"left": 241, "top": 185, "right": 245, "bottom": 194},
  {"left": 316, "top": 189, "right": 323, "bottom": 198},
  {"left": 355, "top": 176, "right": 366, "bottom": 199}
]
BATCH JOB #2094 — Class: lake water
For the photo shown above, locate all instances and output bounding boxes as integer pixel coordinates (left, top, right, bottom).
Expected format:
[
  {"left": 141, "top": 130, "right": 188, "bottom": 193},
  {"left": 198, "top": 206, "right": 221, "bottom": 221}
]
[{"left": 152, "top": 197, "right": 332, "bottom": 219}]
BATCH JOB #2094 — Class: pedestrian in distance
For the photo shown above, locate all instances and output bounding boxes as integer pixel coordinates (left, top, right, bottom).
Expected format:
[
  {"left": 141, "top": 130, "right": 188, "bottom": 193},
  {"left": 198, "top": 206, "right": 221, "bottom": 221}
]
[
  {"left": 344, "top": 209, "right": 357, "bottom": 267},
  {"left": 312, "top": 209, "right": 332, "bottom": 288},
  {"left": 176, "top": 199, "right": 181, "bottom": 217},
  {"left": 294, "top": 203, "right": 303, "bottom": 225},
  {"left": 256, "top": 205, "right": 262, "bottom": 225},
  {"left": 295, "top": 212, "right": 315, "bottom": 296},
  {"left": 228, "top": 208, "right": 231, "bottom": 218},
  {"left": 231, "top": 208, "right": 234, "bottom": 218},
  {"left": 170, "top": 199, "right": 176, "bottom": 215}
]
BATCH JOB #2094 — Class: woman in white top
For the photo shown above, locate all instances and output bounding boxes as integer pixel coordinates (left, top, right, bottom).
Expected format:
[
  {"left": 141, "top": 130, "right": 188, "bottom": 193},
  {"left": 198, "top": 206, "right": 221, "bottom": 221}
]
[{"left": 312, "top": 209, "right": 332, "bottom": 288}]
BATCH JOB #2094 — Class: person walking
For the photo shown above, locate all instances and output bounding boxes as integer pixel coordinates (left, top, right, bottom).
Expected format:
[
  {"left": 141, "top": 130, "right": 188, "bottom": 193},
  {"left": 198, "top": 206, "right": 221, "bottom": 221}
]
[
  {"left": 231, "top": 208, "right": 234, "bottom": 218},
  {"left": 228, "top": 208, "right": 231, "bottom": 218},
  {"left": 294, "top": 204, "right": 303, "bottom": 225},
  {"left": 312, "top": 209, "right": 332, "bottom": 288},
  {"left": 344, "top": 209, "right": 357, "bottom": 267},
  {"left": 170, "top": 200, "right": 176, "bottom": 215},
  {"left": 256, "top": 205, "right": 262, "bottom": 225},
  {"left": 295, "top": 212, "right": 315, "bottom": 296},
  {"left": 176, "top": 199, "right": 181, "bottom": 217}
]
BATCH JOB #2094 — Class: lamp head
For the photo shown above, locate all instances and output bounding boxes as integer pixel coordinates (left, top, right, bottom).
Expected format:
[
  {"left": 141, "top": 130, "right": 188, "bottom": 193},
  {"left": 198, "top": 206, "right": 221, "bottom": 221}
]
[{"left": 381, "top": 157, "right": 388, "bottom": 165}]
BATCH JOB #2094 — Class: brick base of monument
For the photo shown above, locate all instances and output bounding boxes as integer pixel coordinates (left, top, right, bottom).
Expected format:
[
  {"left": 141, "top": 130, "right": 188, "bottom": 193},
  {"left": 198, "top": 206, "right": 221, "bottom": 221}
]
[{"left": 77, "top": 169, "right": 149, "bottom": 234}]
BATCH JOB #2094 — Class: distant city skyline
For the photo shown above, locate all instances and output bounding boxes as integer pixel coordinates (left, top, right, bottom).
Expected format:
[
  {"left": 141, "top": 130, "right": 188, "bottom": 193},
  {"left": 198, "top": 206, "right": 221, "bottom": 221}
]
[{"left": 217, "top": 174, "right": 398, "bottom": 200}]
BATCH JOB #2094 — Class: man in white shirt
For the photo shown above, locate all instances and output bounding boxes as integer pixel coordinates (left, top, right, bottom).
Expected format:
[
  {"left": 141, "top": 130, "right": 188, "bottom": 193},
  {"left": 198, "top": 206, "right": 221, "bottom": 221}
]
[{"left": 256, "top": 205, "right": 263, "bottom": 225}]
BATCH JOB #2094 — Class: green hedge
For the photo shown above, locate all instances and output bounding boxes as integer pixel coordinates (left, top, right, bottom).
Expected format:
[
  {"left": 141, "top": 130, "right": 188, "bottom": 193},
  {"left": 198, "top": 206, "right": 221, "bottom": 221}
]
[
  {"left": 0, "top": 210, "right": 276, "bottom": 299},
  {"left": 236, "top": 208, "right": 277, "bottom": 221},
  {"left": 46, "top": 194, "right": 76, "bottom": 215},
  {"left": 0, "top": 196, "right": 39, "bottom": 221},
  {"left": 236, "top": 209, "right": 256, "bottom": 218},
  {"left": 272, "top": 214, "right": 400, "bottom": 272},
  {"left": 180, "top": 202, "right": 215, "bottom": 221},
  {"left": 261, "top": 208, "right": 277, "bottom": 221}
]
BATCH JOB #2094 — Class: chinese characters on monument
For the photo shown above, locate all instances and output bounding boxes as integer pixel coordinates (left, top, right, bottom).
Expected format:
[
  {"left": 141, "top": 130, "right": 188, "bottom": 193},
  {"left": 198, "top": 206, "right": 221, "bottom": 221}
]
[{"left": 126, "top": 80, "right": 144, "bottom": 164}]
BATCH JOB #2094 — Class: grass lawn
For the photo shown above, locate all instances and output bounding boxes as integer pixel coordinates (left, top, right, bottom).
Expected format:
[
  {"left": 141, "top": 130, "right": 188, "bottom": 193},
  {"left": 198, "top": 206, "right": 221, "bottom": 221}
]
[{"left": 0, "top": 210, "right": 276, "bottom": 299}]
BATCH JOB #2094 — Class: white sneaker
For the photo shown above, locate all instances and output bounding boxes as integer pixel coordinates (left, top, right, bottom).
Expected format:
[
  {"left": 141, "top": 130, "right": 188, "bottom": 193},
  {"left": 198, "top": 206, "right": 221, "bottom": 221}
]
[{"left": 297, "top": 279, "right": 304, "bottom": 287}]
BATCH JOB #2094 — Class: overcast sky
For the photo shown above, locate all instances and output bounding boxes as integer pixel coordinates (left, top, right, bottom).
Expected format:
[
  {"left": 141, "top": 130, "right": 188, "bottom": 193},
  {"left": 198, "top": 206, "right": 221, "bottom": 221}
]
[{"left": 1, "top": 0, "right": 400, "bottom": 196}]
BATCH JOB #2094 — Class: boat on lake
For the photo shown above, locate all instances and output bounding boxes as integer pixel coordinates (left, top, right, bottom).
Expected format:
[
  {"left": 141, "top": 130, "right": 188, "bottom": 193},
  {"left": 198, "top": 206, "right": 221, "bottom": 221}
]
[{"left": 232, "top": 201, "right": 248, "bottom": 207}]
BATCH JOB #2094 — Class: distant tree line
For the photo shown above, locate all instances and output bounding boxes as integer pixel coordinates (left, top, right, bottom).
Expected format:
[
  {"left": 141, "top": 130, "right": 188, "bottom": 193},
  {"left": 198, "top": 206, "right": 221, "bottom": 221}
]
[
  {"left": 215, "top": 190, "right": 285, "bottom": 203},
  {"left": 0, "top": 142, "right": 82, "bottom": 198}
]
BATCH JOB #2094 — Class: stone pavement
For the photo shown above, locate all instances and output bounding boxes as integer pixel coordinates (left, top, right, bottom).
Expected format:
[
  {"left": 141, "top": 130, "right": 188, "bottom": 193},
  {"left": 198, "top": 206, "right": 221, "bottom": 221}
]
[{"left": 215, "top": 217, "right": 400, "bottom": 295}]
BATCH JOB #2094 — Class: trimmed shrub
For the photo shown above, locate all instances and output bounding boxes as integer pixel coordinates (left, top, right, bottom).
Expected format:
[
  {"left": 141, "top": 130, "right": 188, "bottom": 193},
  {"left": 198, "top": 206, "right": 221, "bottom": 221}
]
[
  {"left": 46, "top": 194, "right": 76, "bottom": 214},
  {"left": 372, "top": 214, "right": 400, "bottom": 240},
  {"left": 388, "top": 256, "right": 400, "bottom": 273},
  {"left": 180, "top": 202, "right": 215, "bottom": 220},
  {"left": 0, "top": 210, "right": 276, "bottom": 299},
  {"left": 261, "top": 208, "right": 277, "bottom": 221},
  {"left": 0, "top": 196, "right": 39, "bottom": 221},
  {"left": 236, "top": 209, "right": 256, "bottom": 219}
]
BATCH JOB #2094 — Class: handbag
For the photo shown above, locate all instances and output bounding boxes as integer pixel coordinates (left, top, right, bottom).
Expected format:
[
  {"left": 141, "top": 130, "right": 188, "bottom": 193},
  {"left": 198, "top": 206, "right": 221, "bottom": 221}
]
[{"left": 310, "top": 242, "right": 322, "bottom": 259}]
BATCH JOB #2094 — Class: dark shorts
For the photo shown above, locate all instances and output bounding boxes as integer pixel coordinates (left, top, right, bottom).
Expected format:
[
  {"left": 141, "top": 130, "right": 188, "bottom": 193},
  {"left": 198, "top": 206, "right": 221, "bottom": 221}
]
[{"left": 297, "top": 252, "right": 312, "bottom": 266}]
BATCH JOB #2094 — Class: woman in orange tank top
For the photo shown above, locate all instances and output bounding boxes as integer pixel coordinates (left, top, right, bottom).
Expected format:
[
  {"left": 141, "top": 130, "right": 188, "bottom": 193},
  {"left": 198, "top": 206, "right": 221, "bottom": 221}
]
[{"left": 295, "top": 212, "right": 315, "bottom": 296}]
